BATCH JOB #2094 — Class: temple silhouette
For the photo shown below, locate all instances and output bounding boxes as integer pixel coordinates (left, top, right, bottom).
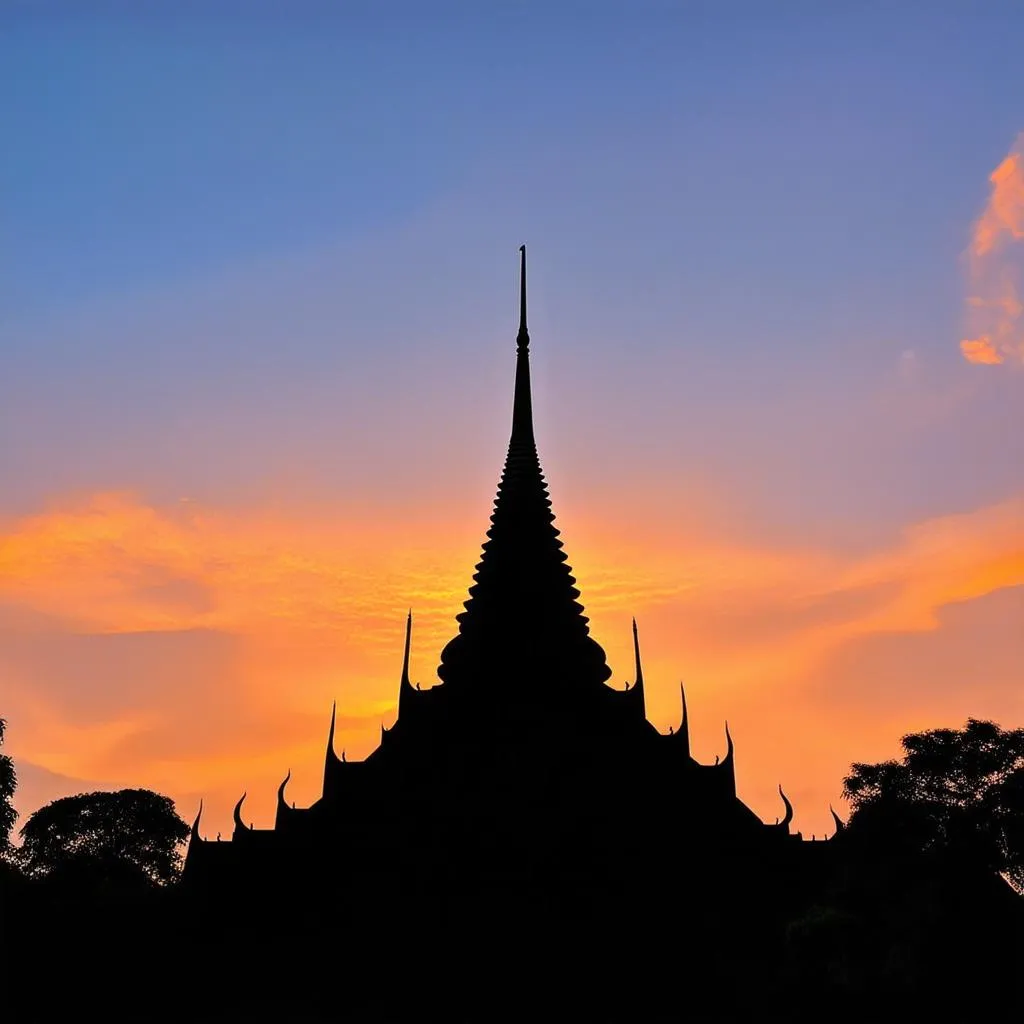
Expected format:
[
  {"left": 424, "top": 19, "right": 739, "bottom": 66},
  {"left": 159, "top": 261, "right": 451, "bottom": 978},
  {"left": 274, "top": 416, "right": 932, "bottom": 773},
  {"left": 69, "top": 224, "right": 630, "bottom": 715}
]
[
  {"left": 182, "top": 250, "right": 840, "bottom": 996},
  {"left": 9, "top": 252, "right": 1020, "bottom": 1024}
]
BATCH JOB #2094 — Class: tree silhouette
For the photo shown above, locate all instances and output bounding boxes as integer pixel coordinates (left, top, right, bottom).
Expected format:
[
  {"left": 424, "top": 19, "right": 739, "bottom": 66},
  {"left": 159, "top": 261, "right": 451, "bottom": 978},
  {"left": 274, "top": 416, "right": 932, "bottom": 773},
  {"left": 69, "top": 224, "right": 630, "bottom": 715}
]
[
  {"left": 843, "top": 718, "right": 1024, "bottom": 889},
  {"left": 19, "top": 788, "right": 189, "bottom": 887},
  {"left": 0, "top": 717, "right": 16, "bottom": 856}
]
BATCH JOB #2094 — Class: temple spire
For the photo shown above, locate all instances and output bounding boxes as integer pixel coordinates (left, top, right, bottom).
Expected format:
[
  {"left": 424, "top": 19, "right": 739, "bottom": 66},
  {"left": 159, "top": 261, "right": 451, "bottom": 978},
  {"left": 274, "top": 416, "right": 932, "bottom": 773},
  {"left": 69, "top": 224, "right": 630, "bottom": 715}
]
[
  {"left": 517, "top": 244, "right": 528, "bottom": 348},
  {"left": 511, "top": 245, "right": 534, "bottom": 444},
  {"left": 436, "top": 246, "right": 611, "bottom": 693}
]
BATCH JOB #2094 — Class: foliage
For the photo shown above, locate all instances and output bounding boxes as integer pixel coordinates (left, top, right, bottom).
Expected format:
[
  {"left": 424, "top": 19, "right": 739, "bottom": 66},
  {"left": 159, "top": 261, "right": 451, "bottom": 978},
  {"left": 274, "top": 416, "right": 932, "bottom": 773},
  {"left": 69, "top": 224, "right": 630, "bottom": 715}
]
[
  {"left": 0, "top": 717, "right": 16, "bottom": 854},
  {"left": 19, "top": 788, "right": 190, "bottom": 886},
  {"left": 843, "top": 718, "right": 1024, "bottom": 889}
]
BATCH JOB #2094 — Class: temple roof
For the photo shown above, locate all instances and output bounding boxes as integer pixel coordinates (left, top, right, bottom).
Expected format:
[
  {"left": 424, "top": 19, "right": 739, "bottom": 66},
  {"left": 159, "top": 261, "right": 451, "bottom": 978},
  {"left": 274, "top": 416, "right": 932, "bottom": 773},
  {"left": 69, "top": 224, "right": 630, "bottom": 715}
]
[{"left": 178, "top": 246, "right": 822, "bottom": 890}]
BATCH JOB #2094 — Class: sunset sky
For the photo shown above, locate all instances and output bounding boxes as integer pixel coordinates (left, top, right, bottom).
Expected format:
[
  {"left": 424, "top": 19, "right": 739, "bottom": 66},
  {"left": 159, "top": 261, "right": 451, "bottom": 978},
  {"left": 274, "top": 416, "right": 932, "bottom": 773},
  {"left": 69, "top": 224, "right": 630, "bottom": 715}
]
[{"left": 3, "top": 3, "right": 1023, "bottom": 842}]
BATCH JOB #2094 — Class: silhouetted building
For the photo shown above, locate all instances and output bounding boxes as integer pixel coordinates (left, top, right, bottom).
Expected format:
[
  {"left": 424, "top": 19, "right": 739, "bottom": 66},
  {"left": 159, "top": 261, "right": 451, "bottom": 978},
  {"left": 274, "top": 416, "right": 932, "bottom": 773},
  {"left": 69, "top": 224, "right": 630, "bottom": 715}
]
[
  {"left": 12, "top": 252, "right": 1021, "bottom": 1024},
  {"left": 183, "top": 248, "right": 839, "bottom": 930}
]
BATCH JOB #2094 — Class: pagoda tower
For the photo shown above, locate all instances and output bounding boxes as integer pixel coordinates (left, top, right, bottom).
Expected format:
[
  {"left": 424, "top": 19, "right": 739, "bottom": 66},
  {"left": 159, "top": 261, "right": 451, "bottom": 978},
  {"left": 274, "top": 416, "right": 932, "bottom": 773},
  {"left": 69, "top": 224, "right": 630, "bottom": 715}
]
[{"left": 183, "top": 249, "right": 827, "bottom": 903}]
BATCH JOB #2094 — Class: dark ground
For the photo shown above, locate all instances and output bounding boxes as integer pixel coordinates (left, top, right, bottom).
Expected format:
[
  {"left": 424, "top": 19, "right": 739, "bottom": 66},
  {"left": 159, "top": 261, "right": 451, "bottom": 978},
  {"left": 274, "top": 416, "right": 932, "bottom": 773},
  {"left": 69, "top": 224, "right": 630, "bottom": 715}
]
[{"left": 3, "top": 851, "right": 1022, "bottom": 1023}]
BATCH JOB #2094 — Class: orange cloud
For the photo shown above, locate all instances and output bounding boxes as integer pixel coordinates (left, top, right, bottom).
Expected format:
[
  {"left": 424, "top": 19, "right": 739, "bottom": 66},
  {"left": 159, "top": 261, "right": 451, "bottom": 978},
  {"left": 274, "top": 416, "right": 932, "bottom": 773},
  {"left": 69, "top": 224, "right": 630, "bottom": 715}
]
[
  {"left": 972, "top": 151, "right": 1024, "bottom": 258},
  {"left": 2, "top": 490, "right": 1022, "bottom": 840},
  {"left": 960, "top": 336, "right": 1003, "bottom": 365},
  {"left": 961, "top": 136, "right": 1024, "bottom": 365}
]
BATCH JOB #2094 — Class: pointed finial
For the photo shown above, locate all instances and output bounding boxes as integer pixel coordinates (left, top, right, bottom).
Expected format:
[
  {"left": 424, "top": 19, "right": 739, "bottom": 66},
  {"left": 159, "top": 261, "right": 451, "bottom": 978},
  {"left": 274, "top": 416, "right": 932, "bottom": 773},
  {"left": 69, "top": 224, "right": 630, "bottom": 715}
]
[
  {"left": 321, "top": 700, "right": 342, "bottom": 799},
  {"left": 517, "top": 244, "right": 528, "bottom": 349},
  {"left": 277, "top": 769, "right": 292, "bottom": 807},
  {"left": 829, "top": 805, "right": 845, "bottom": 833},
  {"left": 631, "top": 618, "right": 644, "bottom": 691},
  {"left": 398, "top": 610, "right": 420, "bottom": 721},
  {"left": 190, "top": 799, "right": 204, "bottom": 839},
  {"left": 673, "top": 682, "right": 691, "bottom": 755},
  {"left": 778, "top": 785, "right": 794, "bottom": 828},
  {"left": 623, "top": 617, "right": 646, "bottom": 720},
  {"left": 276, "top": 770, "right": 294, "bottom": 827},
  {"left": 401, "top": 610, "right": 413, "bottom": 689},
  {"left": 233, "top": 792, "right": 249, "bottom": 834},
  {"left": 510, "top": 245, "right": 535, "bottom": 444},
  {"left": 327, "top": 700, "right": 338, "bottom": 758}
]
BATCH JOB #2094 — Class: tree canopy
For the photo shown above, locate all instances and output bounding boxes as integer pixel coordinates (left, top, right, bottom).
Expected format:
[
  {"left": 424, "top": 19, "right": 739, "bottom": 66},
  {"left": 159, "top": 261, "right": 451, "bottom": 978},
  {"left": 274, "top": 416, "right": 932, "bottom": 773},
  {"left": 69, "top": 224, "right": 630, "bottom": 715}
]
[
  {"left": 19, "top": 788, "right": 190, "bottom": 886},
  {"left": 843, "top": 718, "right": 1024, "bottom": 888},
  {"left": 0, "top": 717, "right": 16, "bottom": 854}
]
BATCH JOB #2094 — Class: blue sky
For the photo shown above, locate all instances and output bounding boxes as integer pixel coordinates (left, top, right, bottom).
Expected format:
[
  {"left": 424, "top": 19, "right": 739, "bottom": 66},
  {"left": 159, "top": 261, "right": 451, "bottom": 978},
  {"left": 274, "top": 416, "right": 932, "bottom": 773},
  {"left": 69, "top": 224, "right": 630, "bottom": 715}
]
[
  {"left": 6, "top": 2, "right": 1024, "bottom": 315},
  {"left": 4, "top": 3, "right": 1023, "bottom": 527}
]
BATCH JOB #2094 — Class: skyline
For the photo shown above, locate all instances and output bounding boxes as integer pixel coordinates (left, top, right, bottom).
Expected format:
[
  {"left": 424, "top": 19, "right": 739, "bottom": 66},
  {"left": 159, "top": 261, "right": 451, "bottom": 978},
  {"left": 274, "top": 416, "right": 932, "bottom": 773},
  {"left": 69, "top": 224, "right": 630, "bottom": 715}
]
[{"left": 2, "top": 3, "right": 1023, "bottom": 840}]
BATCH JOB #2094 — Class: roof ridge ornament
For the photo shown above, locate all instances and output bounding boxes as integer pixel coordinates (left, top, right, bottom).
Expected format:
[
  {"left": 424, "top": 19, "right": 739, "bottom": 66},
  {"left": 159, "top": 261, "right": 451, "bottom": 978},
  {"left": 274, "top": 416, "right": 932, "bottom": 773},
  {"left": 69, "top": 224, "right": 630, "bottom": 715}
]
[
  {"left": 402, "top": 609, "right": 412, "bottom": 687},
  {"left": 631, "top": 618, "right": 643, "bottom": 688},
  {"left": 398, "top": 610, "right": 417, "bottom": 721},
  {"left": 666, "top": 682, "right": 691, "bottom": 756},
  {"left": 778, "top": 785, "right": 794, "bottom": 829},
  {"left": 233, "top": 792, "right": 250, "bottom": 836},
  {"left": 276, "top": 770, "right": 295, "bottom": 829},
  {"left": 628, "top": 617, "right": 647, "bottom": 720},
  {"left": 321, "top": 700, "right": 344, "bottom": 801},
  {"left": 326, "top": 701, "right": 338, "bottom": 762}
]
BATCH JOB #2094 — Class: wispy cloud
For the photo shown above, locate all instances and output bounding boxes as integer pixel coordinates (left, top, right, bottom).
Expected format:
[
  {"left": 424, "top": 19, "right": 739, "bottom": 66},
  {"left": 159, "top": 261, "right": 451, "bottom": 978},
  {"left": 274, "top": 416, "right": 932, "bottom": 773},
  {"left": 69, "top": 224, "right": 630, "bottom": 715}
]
[
  {"left": 2, "top": 490, "right": 1021, "bottom": 836},
  {"left": 961, "top": 134, "right": 1024, "bottom": 366}
]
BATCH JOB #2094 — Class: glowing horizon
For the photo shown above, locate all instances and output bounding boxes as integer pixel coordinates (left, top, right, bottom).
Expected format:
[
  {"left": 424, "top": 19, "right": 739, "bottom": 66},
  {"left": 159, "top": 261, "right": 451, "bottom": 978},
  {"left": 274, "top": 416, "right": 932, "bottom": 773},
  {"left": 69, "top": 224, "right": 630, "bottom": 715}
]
[{"left": 4, "top": 420, "right": 1022, "bottom": 839}]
